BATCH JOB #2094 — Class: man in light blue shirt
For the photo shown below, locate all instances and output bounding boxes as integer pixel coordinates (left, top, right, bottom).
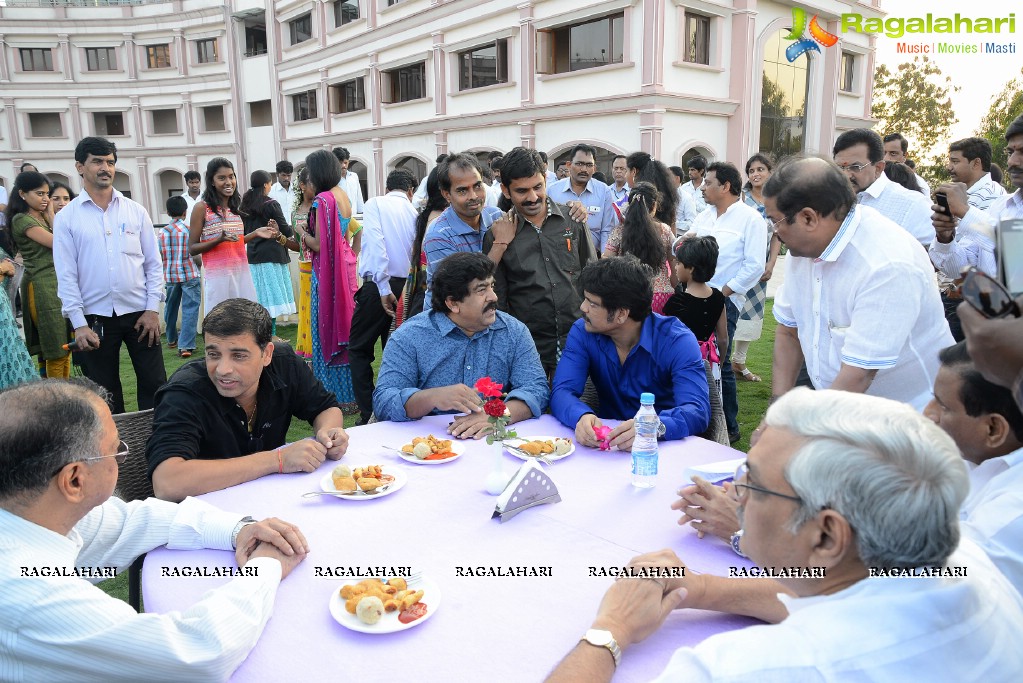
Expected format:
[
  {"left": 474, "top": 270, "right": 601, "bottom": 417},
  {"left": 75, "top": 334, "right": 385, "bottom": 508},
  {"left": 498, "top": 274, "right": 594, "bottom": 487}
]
[
  {"left": 373, "top": 252, "right": 548, "bottom": 439},
  {"left": 547, "top": 144, "right": 617, "bottom": 252}
]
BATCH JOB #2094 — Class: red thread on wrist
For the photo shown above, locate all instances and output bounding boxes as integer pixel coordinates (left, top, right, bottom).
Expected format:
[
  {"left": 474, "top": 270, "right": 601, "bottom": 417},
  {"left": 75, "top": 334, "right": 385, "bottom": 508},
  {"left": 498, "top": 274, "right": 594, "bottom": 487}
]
[{"left": 277, "top": 447, "right": 283, "bottom": 474}]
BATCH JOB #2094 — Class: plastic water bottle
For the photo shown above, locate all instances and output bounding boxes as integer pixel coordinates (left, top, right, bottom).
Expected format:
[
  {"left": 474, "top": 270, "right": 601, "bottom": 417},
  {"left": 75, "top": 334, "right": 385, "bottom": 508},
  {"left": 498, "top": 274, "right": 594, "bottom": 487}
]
[{"left": 632, "top": 392, "right": 660, "bottom": 488}]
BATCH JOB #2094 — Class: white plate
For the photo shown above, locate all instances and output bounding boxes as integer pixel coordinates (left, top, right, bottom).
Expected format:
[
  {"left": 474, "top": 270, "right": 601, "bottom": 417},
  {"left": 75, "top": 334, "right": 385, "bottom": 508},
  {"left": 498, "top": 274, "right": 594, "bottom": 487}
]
[
  {"left": 504, "top": 436, "right": 575, "bottom": 461},
  {"left": 319, "top": 465, "right": 408, "bottom": 500},
  {"left": 394, "top": 438, "right": 466, "bottom": 465},
  {"left": 328, "top": 575, "right": 441, "bottom": 634}
]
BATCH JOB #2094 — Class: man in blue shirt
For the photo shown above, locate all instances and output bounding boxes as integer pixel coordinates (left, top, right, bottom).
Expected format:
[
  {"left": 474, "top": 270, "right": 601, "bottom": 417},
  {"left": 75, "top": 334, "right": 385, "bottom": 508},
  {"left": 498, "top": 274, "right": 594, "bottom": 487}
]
[
  {"left": 547, "top": 144, "right": 617, "bottom": 252},
  {"left": 551, "top": 256, "right": 710, "bottom": 450},
  {"left": 421, "top": 154, "right": 511, "bottom": 311},
  {"left": 373, "top": 252, "right": 549, "bottom": 439}
]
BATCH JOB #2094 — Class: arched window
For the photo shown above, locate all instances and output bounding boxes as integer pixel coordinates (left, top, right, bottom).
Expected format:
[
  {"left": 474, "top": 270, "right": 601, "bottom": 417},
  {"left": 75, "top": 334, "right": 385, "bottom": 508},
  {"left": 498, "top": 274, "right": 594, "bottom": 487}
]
[
  {"left": 759, "top": 29, "right": 810, "bottom": 160},
  {"left": 391, "top": 155, "right": 427, "bottom": 184}
]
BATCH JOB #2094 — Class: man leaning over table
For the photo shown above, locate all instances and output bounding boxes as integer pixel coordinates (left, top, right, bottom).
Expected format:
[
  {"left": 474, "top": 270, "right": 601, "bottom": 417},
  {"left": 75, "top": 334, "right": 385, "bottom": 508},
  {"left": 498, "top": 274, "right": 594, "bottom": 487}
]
[
  {"left": 148, "top": 298, "right": 348, "bottom": 502},
  {"left": 0, "top": 379, "right": 308, "bottom": 683},
  {"left": 551, "top": 256, "right": 709, "bottom": 452},
  {"left": 373, "top": 251, "right": 549, "bottom": 439},
  {"left": 545, "top": 389, "right": 1023, "bottom": 683}
]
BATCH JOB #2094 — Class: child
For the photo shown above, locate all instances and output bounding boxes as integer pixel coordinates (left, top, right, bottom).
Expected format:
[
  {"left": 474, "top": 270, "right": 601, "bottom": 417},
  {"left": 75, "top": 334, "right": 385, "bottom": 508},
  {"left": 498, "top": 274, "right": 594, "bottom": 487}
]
[
  {"left": 663, "top": 235, "right": 728, "bottom": 387},
  {"left": 159, "top": 196, "right": 201, "bottom": 357}
]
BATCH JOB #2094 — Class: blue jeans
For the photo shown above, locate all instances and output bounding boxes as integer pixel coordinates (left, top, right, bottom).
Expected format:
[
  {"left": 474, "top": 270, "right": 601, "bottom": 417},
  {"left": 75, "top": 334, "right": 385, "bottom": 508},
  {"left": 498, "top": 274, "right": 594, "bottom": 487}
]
[
  {"left": 721, "top": 297, "right": 740, "bottom": 436},
  {"left": 164, "top": 278, "right": 201, "bottom": 350}
]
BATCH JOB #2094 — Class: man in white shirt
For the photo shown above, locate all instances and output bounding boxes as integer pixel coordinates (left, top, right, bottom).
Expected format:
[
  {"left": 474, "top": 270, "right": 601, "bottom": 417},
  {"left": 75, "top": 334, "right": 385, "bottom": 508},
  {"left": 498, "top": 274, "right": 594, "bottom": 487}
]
[
  {"left": 681, "top": 155, "right": 709, "bottom": 214},
  {"left": 834, "top": 128, "right": 935, "bottom": 245},
  {"left": 350, "top": 169, "right": 419, "bottom": 426},
  {"left": 53, "top": 136, "right": 167, "bottom": 414},
  {"left": 668, "top": 165, "right": 697, "bottom": 235},
  {"left": 925, "top": 341, "right": 1023, "bottom": 591},
  {"left": 607, "top": 155, "right": 630, "bottom": 205},
  {"left": 267, "top": 160, "right": 297, "bottom": 219},
  {"left": 768, "top": 158, "right": 952, "bottom": 410},
  {"left": 546, "top": 388, "right": 1023, "bottom": 683},
  {"left": 0, "top": 380, "right": 308, "bottom": 683},
  {"left": 948, "top": 137, "right": 1006, "bottom": 210},
  {"left": 332, "top": 147, "right": 364, "bottom": 215},
  {"left": 688, "top": 161, "right": 767, "bottom": 442},
  {"left": 178, "top": 170, "right": 201, "bottom": 224},
  {"left": 884, "top": 132, "right": 931, "bottom": 195},
  {"left": 547, "top": 144, "right": 617, "bottom": 252}
]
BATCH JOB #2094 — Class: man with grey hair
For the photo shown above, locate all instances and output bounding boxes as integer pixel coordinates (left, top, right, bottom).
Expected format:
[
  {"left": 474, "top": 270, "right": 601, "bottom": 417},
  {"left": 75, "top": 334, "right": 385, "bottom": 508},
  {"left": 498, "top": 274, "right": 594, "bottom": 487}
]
[
  {"left": 546, "top": 389, "right": 1023, "bottom": 682},
  {"left": 0, "top": 380, "right": 308, "bottom": 681}
]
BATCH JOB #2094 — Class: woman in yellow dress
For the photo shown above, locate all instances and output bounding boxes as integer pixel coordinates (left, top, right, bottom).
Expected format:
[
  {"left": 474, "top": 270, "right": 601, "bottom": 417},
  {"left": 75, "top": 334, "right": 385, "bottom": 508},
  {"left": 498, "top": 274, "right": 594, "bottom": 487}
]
[{"left": 291, "top": 165, "right": 315, "bottom": 357}]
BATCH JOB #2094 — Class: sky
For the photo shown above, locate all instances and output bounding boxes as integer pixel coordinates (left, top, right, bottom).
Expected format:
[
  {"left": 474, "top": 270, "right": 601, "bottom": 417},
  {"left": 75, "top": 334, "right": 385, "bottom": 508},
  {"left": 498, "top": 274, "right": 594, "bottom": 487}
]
[{"left": 873, "top": 0, "right": 1021, "bottom": 158}]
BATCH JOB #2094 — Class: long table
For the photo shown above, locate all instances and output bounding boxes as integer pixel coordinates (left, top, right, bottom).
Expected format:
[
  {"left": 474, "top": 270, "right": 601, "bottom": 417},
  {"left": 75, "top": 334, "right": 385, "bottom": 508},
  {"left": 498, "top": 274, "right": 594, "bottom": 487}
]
[{"left": 143, "top": 414, "right": 758, "bottom": 682}]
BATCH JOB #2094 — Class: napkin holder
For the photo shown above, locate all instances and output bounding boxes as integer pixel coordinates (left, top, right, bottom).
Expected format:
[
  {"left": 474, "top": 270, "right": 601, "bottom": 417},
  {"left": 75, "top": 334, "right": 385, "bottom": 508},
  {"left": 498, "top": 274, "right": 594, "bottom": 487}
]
[{"left": 492, "top": 460, "right": 561, "bottom": 523}]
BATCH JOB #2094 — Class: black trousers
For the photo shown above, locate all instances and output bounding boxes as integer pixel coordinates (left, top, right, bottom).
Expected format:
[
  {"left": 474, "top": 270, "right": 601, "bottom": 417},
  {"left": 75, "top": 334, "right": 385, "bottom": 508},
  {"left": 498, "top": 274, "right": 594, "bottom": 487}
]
[
  {"left": 84, "top": 312, "right": 167, "bottom": 414},
  {"left": 349, "top": 277, "right": 406, "bottom": 422},
  {"left": 941, "top": 293, "right": 965, "bottom": 342}
]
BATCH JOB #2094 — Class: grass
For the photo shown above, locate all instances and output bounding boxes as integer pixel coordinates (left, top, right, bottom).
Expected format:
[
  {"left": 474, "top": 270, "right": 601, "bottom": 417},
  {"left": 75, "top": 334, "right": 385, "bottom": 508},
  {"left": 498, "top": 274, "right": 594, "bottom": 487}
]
[{"left": 98, "top": 308, "right": 775, "bottom": 604}]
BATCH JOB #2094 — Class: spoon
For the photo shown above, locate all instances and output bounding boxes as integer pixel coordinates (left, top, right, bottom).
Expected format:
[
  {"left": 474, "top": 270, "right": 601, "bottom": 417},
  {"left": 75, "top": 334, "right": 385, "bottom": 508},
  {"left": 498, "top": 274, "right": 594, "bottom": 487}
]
[{"left": 302, "top": 485, "right": 390, "bottom": 498}]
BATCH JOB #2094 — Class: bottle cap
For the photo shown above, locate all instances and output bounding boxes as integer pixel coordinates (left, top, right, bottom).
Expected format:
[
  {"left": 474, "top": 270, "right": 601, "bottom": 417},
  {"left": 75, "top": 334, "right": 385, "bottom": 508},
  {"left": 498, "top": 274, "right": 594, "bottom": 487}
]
[{"left": 640, "top": 392, "right": 655, "bottom": 404}]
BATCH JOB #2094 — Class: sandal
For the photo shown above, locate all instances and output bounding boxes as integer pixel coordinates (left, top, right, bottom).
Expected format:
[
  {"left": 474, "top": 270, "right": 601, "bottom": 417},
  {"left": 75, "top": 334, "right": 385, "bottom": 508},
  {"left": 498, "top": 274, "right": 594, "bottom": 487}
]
[{"left": 733, "top": 364, "right": 762, "bottom": 382}]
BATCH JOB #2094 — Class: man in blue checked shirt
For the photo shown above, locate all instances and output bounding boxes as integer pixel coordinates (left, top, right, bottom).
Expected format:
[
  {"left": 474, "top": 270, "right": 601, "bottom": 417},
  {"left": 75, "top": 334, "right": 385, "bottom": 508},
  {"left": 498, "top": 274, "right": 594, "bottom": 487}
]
[
  {"left": 373, "top": 252, "right": 549, "bottom": 438},
  {"left": 547, "top": 144, "right": 617, "bottom": 252},
  {"left": 158, "top": 195, "right": 201, "bottom": 358}
]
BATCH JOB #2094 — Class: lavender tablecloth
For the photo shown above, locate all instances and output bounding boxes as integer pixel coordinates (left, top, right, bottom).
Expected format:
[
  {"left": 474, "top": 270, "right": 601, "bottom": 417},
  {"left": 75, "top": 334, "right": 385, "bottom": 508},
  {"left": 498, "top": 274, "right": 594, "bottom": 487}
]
[{"left": 143, "top": 414, "right": 757, "bottom": 682}]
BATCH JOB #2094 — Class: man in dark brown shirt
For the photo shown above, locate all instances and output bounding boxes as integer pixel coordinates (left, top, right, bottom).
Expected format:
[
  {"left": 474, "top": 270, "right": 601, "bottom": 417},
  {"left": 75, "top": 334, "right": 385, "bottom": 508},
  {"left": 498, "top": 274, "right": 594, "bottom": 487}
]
[{"left": 483, "top": 147, "right": 597, "bottom": 376}]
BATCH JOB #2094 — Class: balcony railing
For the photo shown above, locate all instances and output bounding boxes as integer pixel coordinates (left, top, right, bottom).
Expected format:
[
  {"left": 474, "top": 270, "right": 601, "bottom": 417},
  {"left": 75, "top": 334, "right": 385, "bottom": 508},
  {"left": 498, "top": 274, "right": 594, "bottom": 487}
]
[{"left": 5, "top": 0, "right": 173, "bottom": 7}]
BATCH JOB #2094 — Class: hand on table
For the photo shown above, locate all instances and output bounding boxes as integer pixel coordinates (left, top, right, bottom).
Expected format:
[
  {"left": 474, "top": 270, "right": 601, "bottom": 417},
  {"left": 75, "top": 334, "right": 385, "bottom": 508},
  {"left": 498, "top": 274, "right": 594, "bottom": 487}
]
[
  {"left": 448, "top": 411, "right": 494, "bottom": 439},
  {"left": 591, "top": 571, "right": 687, "bottom": 648},
  {"left": 279, "top": 439, "right": 327, "bottom": 472},
  {"left": 134, "top": 310, "right": 161, "bottom": 347},
  {"left": 575, "top": 414, "right": 604, "bottom": 448},
  {"left": 428, "top": 384, "right": 483, "bottom": 415},
  {"left": 241, "top": 539, "right": 308, "bottom": 579},
  {"left": 608, "top": 420, "right": 636, "bottom": 452},
  {"left": 625, "top": 549, "right": 701, "bottom": 603},
  {"left": 672, "top": 476, "right": 740, "bottom": 542},
  {"left": 235, "top": 517, "right": 309, "bottom": 565},
  {"left": 315, "top": 426, "right": 348, "bottom": 460}
]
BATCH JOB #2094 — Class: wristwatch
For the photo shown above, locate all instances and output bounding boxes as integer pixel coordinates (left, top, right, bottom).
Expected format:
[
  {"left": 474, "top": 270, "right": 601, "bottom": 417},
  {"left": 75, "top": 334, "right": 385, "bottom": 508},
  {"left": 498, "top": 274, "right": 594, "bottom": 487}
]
[
  {"left": 231, "top": 516, "right": 257, "bottom": 550},
  {"left": 730, "top": 530, "right": 748, "bottom": 558},
  {"left": 581, "top": 629, "right": 622, "bottom": 668}
]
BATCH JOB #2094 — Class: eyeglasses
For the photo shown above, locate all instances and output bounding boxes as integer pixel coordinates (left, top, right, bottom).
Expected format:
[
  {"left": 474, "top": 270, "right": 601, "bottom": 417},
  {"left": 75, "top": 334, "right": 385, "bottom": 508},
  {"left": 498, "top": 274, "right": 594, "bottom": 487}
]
[
  {"left": 836, "top": 162, "right": 871, "bottom": 173},
  {"left": 732, "top": 461, "right": 802, "bottom": 503},
  {"left": 957, "top": 267, "right": 1021, "bottom": 319},
  {"left": 52, "top": 440, "right": 130, "bottom": 476},
  {"left": 767, "top": 215, "right": 792, "bottom": 232},
  {"left": 572, "top": 161, "right": 596, "bottom": 169}
]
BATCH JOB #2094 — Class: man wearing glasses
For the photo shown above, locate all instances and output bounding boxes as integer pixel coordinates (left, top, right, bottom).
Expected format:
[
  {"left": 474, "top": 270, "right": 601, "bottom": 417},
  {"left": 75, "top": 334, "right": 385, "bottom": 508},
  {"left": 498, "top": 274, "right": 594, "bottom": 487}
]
[
  {"left": 767, "top": 157, "right": 952, "bottom": 410},
  {"left": 545, "top": 389, "right": 1023, "bottom": 682},
  {"left": 546, "top": 144, "right": 617, "bottom": 252},
  {"left": 0, "top": 379, "right": 309, "bottom": 681}
]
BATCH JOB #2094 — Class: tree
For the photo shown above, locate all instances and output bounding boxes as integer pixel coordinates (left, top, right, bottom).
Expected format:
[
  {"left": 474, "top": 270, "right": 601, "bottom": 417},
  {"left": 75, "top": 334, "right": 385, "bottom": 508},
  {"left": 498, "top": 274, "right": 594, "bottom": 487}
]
[
  {"left": 871, "top": 56, "right": 959, "bottom": 182},
  {"left": 976, "top": 66, "right": 1023, "bottom": 191}
]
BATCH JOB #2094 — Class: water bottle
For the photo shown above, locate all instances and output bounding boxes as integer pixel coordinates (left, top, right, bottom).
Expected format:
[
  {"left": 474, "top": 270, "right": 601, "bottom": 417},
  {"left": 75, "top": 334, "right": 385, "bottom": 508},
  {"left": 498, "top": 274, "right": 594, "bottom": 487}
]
[{"left": 632, "top": 392, "right": 660, "bottom": 488}]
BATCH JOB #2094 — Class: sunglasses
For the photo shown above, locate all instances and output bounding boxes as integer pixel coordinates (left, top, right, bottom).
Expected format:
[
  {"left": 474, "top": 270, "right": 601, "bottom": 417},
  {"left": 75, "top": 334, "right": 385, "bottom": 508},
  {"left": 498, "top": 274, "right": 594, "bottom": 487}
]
[{"left": 958, "top": 267, "right": 1021, "bottom": 319}]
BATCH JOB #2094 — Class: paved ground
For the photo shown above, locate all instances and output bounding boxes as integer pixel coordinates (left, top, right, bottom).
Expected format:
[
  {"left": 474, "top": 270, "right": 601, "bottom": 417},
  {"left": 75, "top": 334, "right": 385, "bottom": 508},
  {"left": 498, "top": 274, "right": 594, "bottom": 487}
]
[{"left": 767, "top": 253, "right": 787, "bottom": 299}]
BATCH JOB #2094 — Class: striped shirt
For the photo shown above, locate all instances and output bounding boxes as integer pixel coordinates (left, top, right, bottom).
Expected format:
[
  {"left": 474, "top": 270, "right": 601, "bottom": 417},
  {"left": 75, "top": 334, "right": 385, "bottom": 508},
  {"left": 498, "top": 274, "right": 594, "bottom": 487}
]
[
  {"left": 158, "top": 219, "right": 200, "bottom": 283},
  {"left": 421, "top": 205, "right": 503, "bottom": 311},
  {"left": 774, "top": 205, "right": 953, "bottom": 410},
  {"left": 930, "top": 189, "right": 1023, "bottom": 278},
  {"left": 965, "top": 172, "right": 1007, "bottom": 210}
]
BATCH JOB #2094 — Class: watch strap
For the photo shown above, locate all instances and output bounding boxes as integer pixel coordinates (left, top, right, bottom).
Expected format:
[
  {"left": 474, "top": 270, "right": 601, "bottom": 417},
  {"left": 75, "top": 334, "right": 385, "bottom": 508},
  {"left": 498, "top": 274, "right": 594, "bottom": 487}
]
[
  {"left": 581, "top": 629, "right": 622, "bottom": 668},
  {"left": 730, "top": 530, "right": 748, "bottom": 558},
  {"left": 231, "top": 516, "right": 257, "bottom": 550}
]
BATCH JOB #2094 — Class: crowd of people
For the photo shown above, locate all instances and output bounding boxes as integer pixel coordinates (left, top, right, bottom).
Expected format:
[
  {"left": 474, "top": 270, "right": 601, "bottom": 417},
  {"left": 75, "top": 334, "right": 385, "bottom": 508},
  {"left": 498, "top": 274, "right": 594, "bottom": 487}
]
[{"left": 1, "top": 112, "right": 1022, "bottom": 679}]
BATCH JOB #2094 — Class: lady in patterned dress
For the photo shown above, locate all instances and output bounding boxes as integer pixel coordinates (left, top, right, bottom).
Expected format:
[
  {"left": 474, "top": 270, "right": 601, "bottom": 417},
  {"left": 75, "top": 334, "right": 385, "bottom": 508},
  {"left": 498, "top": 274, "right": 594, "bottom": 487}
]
[
  {"left": 0, "top": 231, "right": 36, "bottom": 389},
  {"left": 301, "top": 150, "right": 361, "bottom": 414},
  {"left": 188, "top": 158, "right": 267, "bottom": 315},
  {"left": 291, "top": 164, "right": 315, "bottom": 358}
]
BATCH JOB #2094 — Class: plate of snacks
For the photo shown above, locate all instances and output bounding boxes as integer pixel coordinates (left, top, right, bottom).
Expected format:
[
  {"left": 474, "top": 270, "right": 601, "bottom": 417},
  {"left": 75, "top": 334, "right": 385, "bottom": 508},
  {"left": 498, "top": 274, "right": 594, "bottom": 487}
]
[
  {"left": 396, "top": 434, "right": 466, "bottom": 465},
  {"left": 320, "top": 464, "right": 407, "bottom": 499},
  {"left": 504, "top": 436, "right": 575, "bottom": 461},
  {"left": 328, "top": 575, "right": 441, "bottom": 634}
]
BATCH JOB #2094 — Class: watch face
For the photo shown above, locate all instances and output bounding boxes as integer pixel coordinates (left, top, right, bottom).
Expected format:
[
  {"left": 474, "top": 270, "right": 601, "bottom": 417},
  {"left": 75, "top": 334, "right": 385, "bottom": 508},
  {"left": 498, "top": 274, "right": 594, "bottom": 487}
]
[{"left": 585, "top": 629, "right": 613, "bottom": 647}]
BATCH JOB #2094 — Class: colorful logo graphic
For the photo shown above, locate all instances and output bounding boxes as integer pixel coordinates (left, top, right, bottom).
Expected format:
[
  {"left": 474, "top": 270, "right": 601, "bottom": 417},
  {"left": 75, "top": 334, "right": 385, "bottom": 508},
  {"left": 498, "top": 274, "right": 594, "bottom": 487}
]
[{"left": 785, "top": 7, "right": 839, "bottom": 62}]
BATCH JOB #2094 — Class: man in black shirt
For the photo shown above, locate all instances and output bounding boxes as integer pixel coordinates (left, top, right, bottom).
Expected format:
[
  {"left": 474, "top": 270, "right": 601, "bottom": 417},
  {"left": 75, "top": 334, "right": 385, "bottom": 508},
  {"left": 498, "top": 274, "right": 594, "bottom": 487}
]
[{"left": 148, "top": 299, "right": 347, "bottom": 502}]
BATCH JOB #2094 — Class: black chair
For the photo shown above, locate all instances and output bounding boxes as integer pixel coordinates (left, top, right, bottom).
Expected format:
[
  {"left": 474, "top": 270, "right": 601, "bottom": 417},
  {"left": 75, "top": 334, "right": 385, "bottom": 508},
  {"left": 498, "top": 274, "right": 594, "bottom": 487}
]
[{"left": 112, "top": 408, "right": 155, "bottom": 612}]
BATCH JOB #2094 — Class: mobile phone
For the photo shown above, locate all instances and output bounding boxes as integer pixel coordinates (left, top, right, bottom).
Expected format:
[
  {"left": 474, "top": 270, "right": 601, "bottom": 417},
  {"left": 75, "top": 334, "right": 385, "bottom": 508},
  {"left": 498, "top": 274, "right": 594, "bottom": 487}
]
[
  {"left": 935, "top": 192, "right": 951, "bottom": 216},
  {"left": 998, "top": 218, "right": 1023, "bottom": 297}
]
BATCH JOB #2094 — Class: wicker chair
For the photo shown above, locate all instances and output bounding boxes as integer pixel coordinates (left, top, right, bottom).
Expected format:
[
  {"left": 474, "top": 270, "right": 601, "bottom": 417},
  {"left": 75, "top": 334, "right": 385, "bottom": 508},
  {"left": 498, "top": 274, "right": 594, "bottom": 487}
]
[
  {"left": 699, "top": 361, "right": 730, "bottom": 445},
  {"left": 111, "top": 408, "right": 155, "bottom": 612}
]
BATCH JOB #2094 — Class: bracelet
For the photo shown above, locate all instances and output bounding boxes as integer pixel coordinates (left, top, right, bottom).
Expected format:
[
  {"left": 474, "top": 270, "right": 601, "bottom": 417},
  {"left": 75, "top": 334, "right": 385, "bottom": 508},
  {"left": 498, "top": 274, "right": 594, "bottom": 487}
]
[
  {"left": 276, "top": 447, "right": 284, "bottom": 474},
  {"left": 492, "top": 242, "right": 510, "bottom": 247}
]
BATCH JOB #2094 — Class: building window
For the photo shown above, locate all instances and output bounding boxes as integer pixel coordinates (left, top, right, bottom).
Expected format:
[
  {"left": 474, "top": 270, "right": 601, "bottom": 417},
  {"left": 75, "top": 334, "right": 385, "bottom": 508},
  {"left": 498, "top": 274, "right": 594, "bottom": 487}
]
[
  {"left": 85, "top": 47, "right": 117, "bottom": 71},
  {"left": 759, "top": 29, "right": 810, "bottom": 159},
  {"left": 382, "top": 62, "right": 426, "bottom": 104},
  {"left": 28, "top": 112, "right": 63, "bottom": 138},
  {"left": 151, "top": 109, "right": 179, "bottom": 134},
  {"left": 20, "top": 48, "right": 53, "bottom": 72},
  {"left": 386, "top": 0, "right": 404, "bottom": 6},
  {"left": 94, "top": 112, "right": 125, "bottom": 137},
  {"left": 290, "top": 13, "right": 313, "bottom": 45},
  {"left": 146, "top": 44, "right": 172, "bottom": 69},
  {"left": 245, "top": 23, "right": 267, "bottom": 57},
  {"left": 539, "top": 13, "right": 624, "bottom": 74},
  {"left": 249, "top": 100, "right": 273, "bottom": 127},
  {"left": 840, "top": 52, "right": 856, "bottom": 92},
  {"left": 333, "top": 0, "right": 359, "bottom": 27},
  {"left": 684, "top": 12, "right": 711, "bottom": 65},
  {"left": 292, "top": 90, "right": 318, "bottom": 121},
  {"left": 196, "top": 39, "right": 218, "bottom": 64},
  {"left": 329, "top": 78, "right": 366, "bottom": 114},
  {"left": 458, "top": 40, "right": 508, "bottom": 90},
  {"left": 201, "top": 105, "right": 226, "bottom": 132}
]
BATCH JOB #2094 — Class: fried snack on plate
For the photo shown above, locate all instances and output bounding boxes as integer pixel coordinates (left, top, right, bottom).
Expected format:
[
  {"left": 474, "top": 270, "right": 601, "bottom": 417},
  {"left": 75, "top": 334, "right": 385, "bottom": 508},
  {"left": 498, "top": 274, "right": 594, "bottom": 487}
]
[
  {"left": 388, "top": 577, "right": 407, "bottom": 592},
  {"left": 333, "top": 476, "right": 358, "bottom": 492},
  {"left": 356, "top": 596, "right": 385, "bottom": 625},
  {"left": 357, "top": 477, "right": 382, "bottom": 492}
]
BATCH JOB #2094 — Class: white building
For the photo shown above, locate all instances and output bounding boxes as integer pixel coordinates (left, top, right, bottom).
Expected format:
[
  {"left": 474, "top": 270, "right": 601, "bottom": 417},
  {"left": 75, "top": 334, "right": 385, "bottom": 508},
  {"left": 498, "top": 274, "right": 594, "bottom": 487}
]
[{"left": 0, "top": 0, "right": 880, "bottom": 223}]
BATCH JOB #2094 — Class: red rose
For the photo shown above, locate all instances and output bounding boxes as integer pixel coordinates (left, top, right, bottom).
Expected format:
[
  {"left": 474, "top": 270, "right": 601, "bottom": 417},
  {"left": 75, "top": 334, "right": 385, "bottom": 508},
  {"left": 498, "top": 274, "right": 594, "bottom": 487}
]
[
  {"left": 474, "top": 377, "right": 504, "bottom": 398},
  {"left": 484, "top": 398, "right": 507, "bottom": 418}
]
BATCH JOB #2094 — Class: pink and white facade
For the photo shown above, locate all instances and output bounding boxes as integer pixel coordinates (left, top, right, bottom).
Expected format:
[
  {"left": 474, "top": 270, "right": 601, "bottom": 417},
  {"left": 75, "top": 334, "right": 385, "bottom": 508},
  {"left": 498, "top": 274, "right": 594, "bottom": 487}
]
[{"left": 0, "top": 0, "right": 880, "bottom": 223}]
